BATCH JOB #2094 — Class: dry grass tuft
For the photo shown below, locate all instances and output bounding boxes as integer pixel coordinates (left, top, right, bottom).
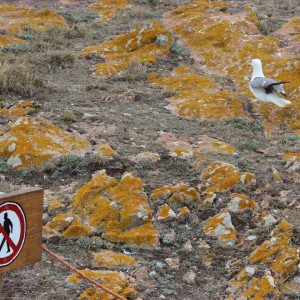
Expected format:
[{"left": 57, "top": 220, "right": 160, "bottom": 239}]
[
  {"left": 123, "top": 61, "right": 148, "bottom": 82},
  {"left": 0, "top": 61, "right": 43, "bottom": 96}
]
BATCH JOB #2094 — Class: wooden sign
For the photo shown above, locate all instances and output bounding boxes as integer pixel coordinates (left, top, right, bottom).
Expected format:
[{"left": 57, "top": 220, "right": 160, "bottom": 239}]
[{"left": 0, "top": 188, "right": 43, "bottom": 274}]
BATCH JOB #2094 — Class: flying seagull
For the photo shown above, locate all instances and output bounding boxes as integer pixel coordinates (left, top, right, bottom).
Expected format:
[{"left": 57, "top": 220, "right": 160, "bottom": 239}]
[{"left": 248, "top": 59, "right": 291, "bottom": 120}]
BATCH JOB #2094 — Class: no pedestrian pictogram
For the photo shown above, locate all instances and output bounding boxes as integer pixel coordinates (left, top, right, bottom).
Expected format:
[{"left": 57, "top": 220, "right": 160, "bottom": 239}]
[{"left": 0, "top": 202, "right": 26, "bottom": 267}]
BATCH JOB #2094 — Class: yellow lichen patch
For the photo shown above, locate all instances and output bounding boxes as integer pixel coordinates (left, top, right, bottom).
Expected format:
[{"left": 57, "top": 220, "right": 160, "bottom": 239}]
[
  {"left": 0, "top": 35, "right": 23, "bottom": 48},
  {"left": 150, "top": 67, "right": 245, "bottom": 120},
  {"left": 227, "top": 193, "right": 258, "bottom": 213},
  {"left": 150, "top": 184, "right": 200, "bottom": 206},
  {"left": 276, "top": 17, "right": 300, "bottom": 50},
  {"left": 199, "top": 192, "right": 217, "bottom": 209},
  {"left": 249, "top": 220, "right": 299, "bottom": 282},
  {"left": 159, "top": 132, "right": 235, "bottom": 158},
  {"left": 0, "top": 5, "right": 67, "bottom": 47},
  {"left": 163, "top": 1, "right": 300, "bottom": 132},
  {"left": 200, "top": 161, "right": 256, "bottom": 193},
  {"left": 178, "top": 206, "right": 190, "bottom": 217},
  {"left": 242, "top": 271, "right": 279, "bottom": 299},
  {"left": 44, "top": 211, "right": 82, "bottom": 233},
  {"left": 62, "top": 219, "right": 92, "bottom": 238},
  {"left": 284, "top": 152, "right": 300, "bottom": 161},
  {"left": 80, "top": 20, "right": 172, "bottom": 76},
  {"left": 72, "top": 171, "right": 158, "bottom": 248},
  {"left": 0, "top": 116, "right": 91, "bottom": 168},
  {"left": 156, "top": 204, "right": 176, "bottom": 221},
  {"left": 272, "top": 167, "right": 282, "bottom": 183},
  {"left": 229, "top": 266, "right": 256, "bottom": 289},
  {"left": 92, "top": 251, "right": 137, "bottom": 269},
  {"left": 68, "top": 269, "right": 137, "bottom": 300},
  {"left": 96, "top": 143, "right": 117, "bottom": 157},
  {"left": 72, "top": 170, "right": 118, "bottom": 213},
  {"left": 0, "top": 101, "right": 35, "bottom": 120},
  {"left": 48, "top": 198, "right": 65, "bottom": 213},
  {"left": 103, "top": 222, "right": 159, "bottom": 249},
  {"left": 203, "top": 208, "right": 237, "bottom": 247},
  {"left": 88, "top": 0, "right": 128, "bottom": 21},
  {"left": 130, "top": 151, "right": 160, "bottom": 163}
]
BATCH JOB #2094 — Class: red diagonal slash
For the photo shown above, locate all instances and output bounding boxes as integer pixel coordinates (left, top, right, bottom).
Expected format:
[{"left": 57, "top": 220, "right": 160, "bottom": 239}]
[{"left": 0, "top": 224, "right": 17, "bottom": 252}]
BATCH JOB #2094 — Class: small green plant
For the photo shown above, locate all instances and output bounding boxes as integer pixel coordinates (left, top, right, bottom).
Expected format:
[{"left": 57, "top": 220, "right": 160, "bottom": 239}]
[
  {"left": 232, "top": 117, "right": 262, "bottom": 131},
  {"left": 0, "top": 158, "right": 9, "bottom": 173},
  {"left": 259, "top": 20, "right": 267, "bottom": 35},
  {"left": 84, "top": 12, "right": 99, "bottom": 21},
  {"left": 170, "top": 41, "right": 190, "bottom": 57},
  {"left": 234, "top": 185, "right": 250, "bottom": 194},
  {"left": 1, "top": 44, "right": 31, "bottom": 54},
  {"left": 237, "top": 140, "right": 263, "bottom": 152},
  {"left": 61, "top": 113, "right": 77, "bottom": 125},
  {"left": 52, "top": 155, "right": 85, "bottom": 178},
  {"left": 48, "top": 51, "right": 75, "bottom": 69},
  {"left": 58, "top": 12, "right": 80, "bottom": 24},
  {"left": 19, "top": 27, "right": 39, "bottom": 40},
  {"left": 286, "top": 135, "right": 299, "bottom": 141},
  {"left": 76, "top": 237, "right": 91, "bottom": 250},
  {"left": 203, "top": 284, "right": 218, "bottom": 293},
  {"left": 161, "top": 235, "right": 175, "bottom": 245}
]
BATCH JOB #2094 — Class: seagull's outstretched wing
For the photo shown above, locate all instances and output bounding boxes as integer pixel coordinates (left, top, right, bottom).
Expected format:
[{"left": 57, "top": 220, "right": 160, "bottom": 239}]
[{"left": 250, "top": 77, "right": 289, "bottom": 97}]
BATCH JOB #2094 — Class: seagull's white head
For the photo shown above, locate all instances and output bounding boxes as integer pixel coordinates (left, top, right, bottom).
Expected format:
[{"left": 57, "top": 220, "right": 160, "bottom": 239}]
[{"left": 249, "top": 59, "right": 262, "bottom": 68}]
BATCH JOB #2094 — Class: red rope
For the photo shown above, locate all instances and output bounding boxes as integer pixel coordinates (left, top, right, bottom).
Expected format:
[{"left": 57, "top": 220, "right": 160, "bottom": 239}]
[{"left": 42, "top": 245, "right": 126, "bottom": 300}]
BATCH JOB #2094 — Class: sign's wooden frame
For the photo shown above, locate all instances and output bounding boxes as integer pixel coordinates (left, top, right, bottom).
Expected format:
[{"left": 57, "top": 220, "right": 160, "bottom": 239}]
[{"left": 0, "top": 188, "right": 43, "bottom": 274}]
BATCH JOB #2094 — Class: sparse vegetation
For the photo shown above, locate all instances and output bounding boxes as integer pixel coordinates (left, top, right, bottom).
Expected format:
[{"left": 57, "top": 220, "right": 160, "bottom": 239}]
[
  {"left": 47, "top": 51, "right": 75, "bottom": 69},
  {"left": 123, "top": 61, "right": 148, "bottom": 82},
  {"left": 170, "top": 41, "right": 190, "bottom": 57},
  {"left": 0, "top": 61, "right": 43, "bottom": 96}
]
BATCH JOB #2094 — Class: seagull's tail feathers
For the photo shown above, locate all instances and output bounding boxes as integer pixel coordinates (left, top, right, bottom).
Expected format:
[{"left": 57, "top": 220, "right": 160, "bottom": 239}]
[{"left": 268, "top": 94, "right": 291, "bottom": 107}]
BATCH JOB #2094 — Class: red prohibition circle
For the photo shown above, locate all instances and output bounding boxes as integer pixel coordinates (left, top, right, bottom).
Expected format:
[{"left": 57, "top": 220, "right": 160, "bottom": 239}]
[{"left": 0, "top": 202, "right": 26, "bottom": 266}]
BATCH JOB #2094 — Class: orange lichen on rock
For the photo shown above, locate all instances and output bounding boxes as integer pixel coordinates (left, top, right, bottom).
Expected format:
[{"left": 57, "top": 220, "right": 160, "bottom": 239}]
[
  {"left": 80, "top": 20, "right": 172, "bottom": 76},
  {"left": 103, "top": 222, "right": 158, "bottom": 248},
  {"left": 130, "top": 151, "right": 160, "bottom": 163},
  {"left": 276, "top": 17, "right": 300, "bottom": 50},
  {"left": 72, "top": 170, "right": 118, "bottom": 213},
  {"left": 203, "top": 208, "right": 237, "bottom": 247},
  {"left": 72, "top": 171, "right": 158, "bottom": 248},
  {"left": 156, "top": 204, "right": 176, "bottom": 221},
  {"left": 150, "top": 67, "right": 245, "bottom": 120},
  {"left": 48, "top": 198, "right": 65, "bottom": 213},
  {"left": 200, "top": 161, "right": 256, "bottom": 193},
  {"left": 284, "top": 152, "right": 300, "bottom": 161},
  {"left": 272, "top": 167, "right": 282, "bottom": 183},
  {"left": 249, "top": 220, "right": 299, "bottom": 282},
  {"left": 88, "top": 0, "right": 128, "bottom": 21},
  {"left": 68, "top": 269, "right": 137, "bottom": 300},
  {"left": 0, "top": 101, "right": 36, "bottom": 120},
  {"left": 105, "top": 172, "right": 153, "bottom": 230},
  {"left": 92, "top": 250, "right": 137, "bottom": 269},
  {"left": 0, "top": 116, "right": 91, "bottom": 168},
  {"left": 44, "top": 211, "right": 92, "bottom": 238},
  {"left": 150, "top": 184, "right": 200, "bottom": 206},
  {"left": 227, "top": 193, "right": 258, "bottom": 213},
  {"left": 159, "top": 132, "right": 235, "bottom": 157},
  {"left": 199, "top": 192, "right": 217, "bottom": 209},
  {"left": 0, "top": 5, "right": 67, "bottom": 47},
  {"left": 97, "top": 143, "right": 117, "bottom": 158},
  {"left": 163, "top": 1, "right": 300, "bottom": 132},
  {"left": 241, "top": 271, "right": 279, "bottom": 299}
]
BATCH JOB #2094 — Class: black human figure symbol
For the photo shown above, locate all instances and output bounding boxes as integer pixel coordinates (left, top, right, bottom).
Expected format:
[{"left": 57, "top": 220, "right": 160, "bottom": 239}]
[{"left": 0, "top": 212, "right": 13, "bottom": 253}]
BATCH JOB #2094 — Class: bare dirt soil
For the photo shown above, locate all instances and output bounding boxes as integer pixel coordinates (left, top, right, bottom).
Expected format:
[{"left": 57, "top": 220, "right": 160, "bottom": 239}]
[{"left": 0, "top": 0, "right": 299, "bottom": 299}]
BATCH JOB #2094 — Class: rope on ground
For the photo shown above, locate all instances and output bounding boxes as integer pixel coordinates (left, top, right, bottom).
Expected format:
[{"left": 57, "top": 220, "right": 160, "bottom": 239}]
[{"left": 42, "top": 245, "right": 126, "bottom": 300}]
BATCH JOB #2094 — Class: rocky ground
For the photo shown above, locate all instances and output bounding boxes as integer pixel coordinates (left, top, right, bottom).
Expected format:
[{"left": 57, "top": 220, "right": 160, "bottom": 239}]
[{"left": 0, "top": 0, "right": 299, "bottom": 299}]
